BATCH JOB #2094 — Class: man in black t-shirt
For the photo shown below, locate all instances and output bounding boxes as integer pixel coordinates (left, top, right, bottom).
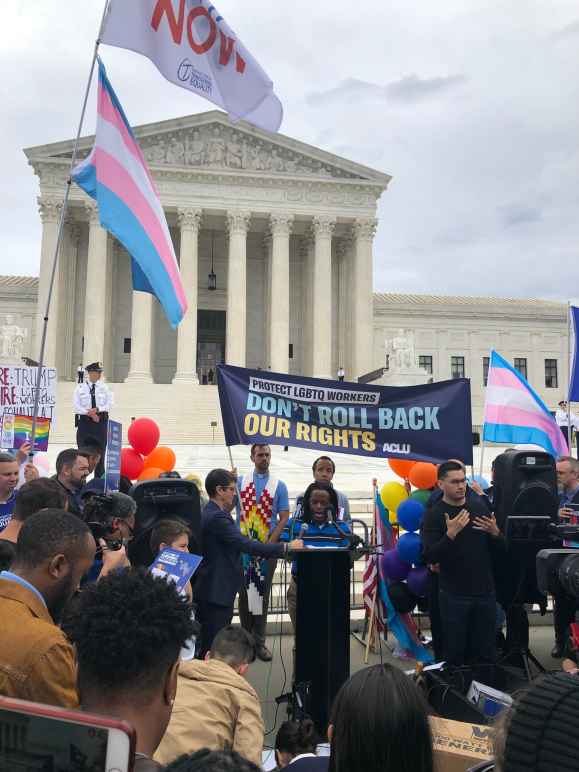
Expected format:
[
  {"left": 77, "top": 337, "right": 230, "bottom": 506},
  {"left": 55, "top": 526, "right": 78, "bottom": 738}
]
[{"left": 422, "top": 460, "right": 504, "bottom": 666}]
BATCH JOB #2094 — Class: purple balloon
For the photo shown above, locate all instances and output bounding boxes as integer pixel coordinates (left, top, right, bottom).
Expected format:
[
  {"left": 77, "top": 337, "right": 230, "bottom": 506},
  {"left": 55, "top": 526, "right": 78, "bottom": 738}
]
[
  {"left": 407, "top": 566, "right": 429, "bottom": 597},
  {"left": 381, "top": 549, "right": 411, "bottom": 581}
]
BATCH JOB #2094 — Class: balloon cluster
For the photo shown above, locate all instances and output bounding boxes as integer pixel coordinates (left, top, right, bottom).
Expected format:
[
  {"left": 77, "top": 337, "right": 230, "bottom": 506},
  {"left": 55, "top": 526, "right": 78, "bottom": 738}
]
[
  {"left": 379, "top": 459, "right": 437, "bottom": 614},
  {"left": 119, "top": 418, "right": 177, "bottom": 481}
]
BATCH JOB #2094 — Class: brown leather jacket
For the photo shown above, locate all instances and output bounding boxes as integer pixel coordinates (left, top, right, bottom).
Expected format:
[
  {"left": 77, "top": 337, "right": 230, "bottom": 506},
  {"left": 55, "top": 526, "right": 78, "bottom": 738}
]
[{"left": 0, "top": 578, "right": 79, "bottom": 707}]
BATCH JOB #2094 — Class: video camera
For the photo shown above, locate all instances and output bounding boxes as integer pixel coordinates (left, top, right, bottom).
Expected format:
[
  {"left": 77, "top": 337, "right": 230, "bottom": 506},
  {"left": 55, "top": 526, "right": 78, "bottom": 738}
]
[
  {"left": 82, "top": 492, "right": 137, "bottom": 551},
  {"left": 537, "top": 523, "right": 579, "bottom": 600}
]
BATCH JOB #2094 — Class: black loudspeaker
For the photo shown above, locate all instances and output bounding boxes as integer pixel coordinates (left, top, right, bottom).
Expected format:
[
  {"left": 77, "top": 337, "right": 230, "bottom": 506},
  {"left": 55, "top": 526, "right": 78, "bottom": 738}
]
[
  {"left": 492, "top": 451, "right": 558, "bottom": 608},
  {"left": 127, "top": 479, "right": 201, "bottom": 568},
  {"left": 493, "top": 450, "right": 558, "bottom": 529}
]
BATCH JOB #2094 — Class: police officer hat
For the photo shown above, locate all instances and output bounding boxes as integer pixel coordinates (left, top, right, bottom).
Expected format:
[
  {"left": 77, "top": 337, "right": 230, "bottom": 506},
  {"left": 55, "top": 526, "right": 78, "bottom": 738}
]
[{"left": 86, "top": 361, "right": 104, "bottom": 373}]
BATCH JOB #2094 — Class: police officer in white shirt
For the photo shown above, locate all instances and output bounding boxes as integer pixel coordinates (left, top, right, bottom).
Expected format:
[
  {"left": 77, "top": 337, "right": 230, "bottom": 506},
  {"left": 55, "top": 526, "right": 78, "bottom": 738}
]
[
  {"left": 73, "top": 362, "right": 114, "bottom": 477},
  {"left": 556, "top": 400, "right": 579, "bottom": 455}
]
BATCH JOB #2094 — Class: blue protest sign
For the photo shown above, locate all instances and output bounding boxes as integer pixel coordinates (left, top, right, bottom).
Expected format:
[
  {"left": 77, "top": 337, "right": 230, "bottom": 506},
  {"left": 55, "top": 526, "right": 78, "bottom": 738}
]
[
  {"left": 217, "top": 365, "right": 473, "bottom": 464},
  {"left": 150, "top": 548, "right": 203, "bottom": 594},
  {"left": 104, "top": 419, "right": 122, "bottom": 493}
]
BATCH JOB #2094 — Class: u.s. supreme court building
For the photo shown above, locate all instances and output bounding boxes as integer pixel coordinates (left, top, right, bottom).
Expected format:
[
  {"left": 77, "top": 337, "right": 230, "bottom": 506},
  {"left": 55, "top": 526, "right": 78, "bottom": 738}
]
[{"left": 2, "top": 111, "right": 569, "bottom": 443}]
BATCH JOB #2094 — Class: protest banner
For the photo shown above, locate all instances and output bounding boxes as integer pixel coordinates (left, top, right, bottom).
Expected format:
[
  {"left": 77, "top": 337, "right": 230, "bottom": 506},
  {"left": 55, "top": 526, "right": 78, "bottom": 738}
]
[
  {"left": 104, "top": 420, "right": 123, "bottom": 493},
  {"left": 217, "top": 365, "right": 473, "bottom": 464},
  {"left": 0, "top": 365, "right": 57, "bottom": 424}
]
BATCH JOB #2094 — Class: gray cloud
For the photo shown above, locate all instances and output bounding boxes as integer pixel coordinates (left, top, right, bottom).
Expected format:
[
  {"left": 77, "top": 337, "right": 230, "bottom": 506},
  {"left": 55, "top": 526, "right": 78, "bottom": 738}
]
[
  {"left": 499, "top": 205, "right": 542, "bottom": 228},
  {"left": 306, "top": 73, "right": 466, "bottom": 107},
  {"left": 551, "top": 19, "right": 579, "bottom": 41}
]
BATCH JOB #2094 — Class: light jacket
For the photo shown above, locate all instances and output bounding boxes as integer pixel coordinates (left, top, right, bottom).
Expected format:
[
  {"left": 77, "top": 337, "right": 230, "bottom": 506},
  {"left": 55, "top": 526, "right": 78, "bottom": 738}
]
[
  {"left": 0, "top": 578, "right": 79, "bottom": 707},
  {"left": 154, "top": 658, "right": 264, "bottom": 767}
]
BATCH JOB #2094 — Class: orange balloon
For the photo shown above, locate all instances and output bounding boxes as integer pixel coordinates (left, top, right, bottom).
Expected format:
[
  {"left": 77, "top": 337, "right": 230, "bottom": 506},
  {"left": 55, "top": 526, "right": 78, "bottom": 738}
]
[
  {"left": 388, "top": 458, "right": 417, "bottom": 479},
  {"left": 138, "top": 466, "right": 163, "bottom": 481},
  {"left": 408, "top": 462, "right": 438, "bottom": 490},
  {"left": 144, "top": 446, "right": 176, "bottom": 472}
]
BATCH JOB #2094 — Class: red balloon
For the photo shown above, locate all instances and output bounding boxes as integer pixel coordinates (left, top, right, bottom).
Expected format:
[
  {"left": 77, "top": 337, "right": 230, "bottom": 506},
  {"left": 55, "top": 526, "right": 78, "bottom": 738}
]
[
  {"left": 128, "top": 418, "right": 160, "bottom": 456},
  {"left": 408, "top": 462, "right": 438, "bottom": 491},
  {"left": 120, "top": 447, "right": 144, "bottom": 480}
]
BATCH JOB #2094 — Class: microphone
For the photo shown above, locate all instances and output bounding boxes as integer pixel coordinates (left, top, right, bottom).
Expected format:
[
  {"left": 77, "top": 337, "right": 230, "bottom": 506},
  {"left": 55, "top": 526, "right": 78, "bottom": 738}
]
[{"left": 298, "top": 521, "right": 307, "bottom": 539}]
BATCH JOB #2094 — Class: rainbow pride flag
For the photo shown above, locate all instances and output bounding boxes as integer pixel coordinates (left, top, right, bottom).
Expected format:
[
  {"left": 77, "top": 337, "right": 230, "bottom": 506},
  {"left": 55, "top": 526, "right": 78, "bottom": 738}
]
[{"left": 2, "top": 414, "right": 51, "bottom": 452}]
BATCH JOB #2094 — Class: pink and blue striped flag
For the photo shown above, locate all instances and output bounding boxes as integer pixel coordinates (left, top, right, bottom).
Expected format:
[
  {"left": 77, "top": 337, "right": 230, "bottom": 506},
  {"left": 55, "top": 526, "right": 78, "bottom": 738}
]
[
  {"left": 483, "top": 350, "right": 568, "bottom": 457},
  {"left": 72, "top": 58, "right": 187, "bottom": 327}
]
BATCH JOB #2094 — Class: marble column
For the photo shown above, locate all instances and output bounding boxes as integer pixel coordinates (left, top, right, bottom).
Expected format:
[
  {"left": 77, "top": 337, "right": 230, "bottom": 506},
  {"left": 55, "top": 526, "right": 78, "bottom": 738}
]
[
  {"left": 83, "top": 202, "right": 109, "bottom": 366},
  {"left": 125, "top": 291, "right": 154, "bottom": 383},
  {"left": 226, "top": 210, "right": 251, "bottom": 367},
  {"left": 300, "top": 235, "right": 314, "bottom": 375},
  {"left": 311, "top": 216, "right": 336, "bottom": 378},
  {"left": 268, "top": 213, "right": 294, "bottom": 374},
  {"left": 351, "top": 218, "right": 378, "bottom": 379},
  {"left": 335, "top": 236, "right": 352, "bottom": 379},
  {"left": 58, "top": 219, "right": 81, "bottom": 380},
  {"left": 36, "top": 197, "right": 63, "bottom": 367},
  {"left": 173, "top": 208, "right": 202, "bottom": 383}
]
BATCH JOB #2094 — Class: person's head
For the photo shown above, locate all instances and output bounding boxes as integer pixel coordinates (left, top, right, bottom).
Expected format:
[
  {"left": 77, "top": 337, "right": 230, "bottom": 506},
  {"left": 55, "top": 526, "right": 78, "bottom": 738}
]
[
  {"left": 82, "top": 492, "right": 136, "bottom": 545},
  {"left": 78, "top": 439, "right": 102, "bottom": 474},
  {"left": 556, "top": 456, "right": 579, "bottom": 492},
  {"left": 150, "top": 519, "right": 191, "bottom": 555},
  {"left": 206, "top": 625, "right": 256, "bottom": 676},
  {"left": 164, "top": 750, "right": 261, "bottom": 772},
  {"left": 302, "top": 481, "right": 339, "bottom": 525},
  {"left": 312, "top": 456, "right": 336, "bottom": 484},
  {"left": 559, "top": 400, "right": 568, "bottom": 410},
  {"left": 12, "top": 509, "right": 96, "bottom": 622},
  {"left": 275, "top": 719, "right": 318, "bottom": 768},
  {"left": 250, "top": 443, "right": 270, "bottom": 473},
  {"left": 0, "top": 452, "right": 19, "bottom": 498},
  {"left": 56, "top": 448, "right": 90, "bottom": 490},
  {"left": 205, "top": 469, "right": 236, "bottom": 512},
  {"left": 13, "top": 478, "right": 68, "bottom": 522},
  {"left": 86, "top": 362, "right": 103, "bottom": 384},
  {"left": 437, "top": 460, "right": 467, "bottom": 504},
  {"left": 496, "top": 672, "right": 579, "bottom": 772},
  {"left": 63, "top": 569, "right": 195, "bottom": 753},
  {"left": 328, "top": 664, "right": 433, "bottom": 772}
]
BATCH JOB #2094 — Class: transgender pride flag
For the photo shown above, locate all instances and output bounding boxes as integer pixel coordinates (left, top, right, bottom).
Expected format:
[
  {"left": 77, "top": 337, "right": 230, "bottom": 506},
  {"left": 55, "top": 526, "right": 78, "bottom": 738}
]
[
  {"left": 72, "top": 58, "right": 187, "bottom": 327},
  {"left": 483, "top": 350, "right": 568, "bottom": 457}
]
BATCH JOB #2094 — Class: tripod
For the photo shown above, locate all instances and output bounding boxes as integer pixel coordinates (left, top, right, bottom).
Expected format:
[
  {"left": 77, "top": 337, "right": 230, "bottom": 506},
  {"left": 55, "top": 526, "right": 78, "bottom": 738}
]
[{"left": 501, "top": 604, "right": 545, "bottom": 681}]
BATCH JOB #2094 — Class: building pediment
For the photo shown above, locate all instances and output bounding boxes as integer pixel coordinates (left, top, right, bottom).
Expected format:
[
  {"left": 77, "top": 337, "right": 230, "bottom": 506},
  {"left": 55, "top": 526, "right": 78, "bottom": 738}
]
[{"left": 24, "top": 110, "right": 391, "bottom": 188}]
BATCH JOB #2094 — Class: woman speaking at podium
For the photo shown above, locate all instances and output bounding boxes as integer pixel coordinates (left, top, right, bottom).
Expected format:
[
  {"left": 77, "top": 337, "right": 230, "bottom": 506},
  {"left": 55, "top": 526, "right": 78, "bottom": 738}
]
[{"left": 283, "top": 481, "right": 351, "bottom": 630}]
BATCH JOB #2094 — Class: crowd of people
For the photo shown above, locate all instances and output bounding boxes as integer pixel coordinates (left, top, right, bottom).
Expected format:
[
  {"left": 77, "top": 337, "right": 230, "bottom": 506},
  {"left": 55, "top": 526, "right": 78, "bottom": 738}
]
[{"left": 0, "top": 438, "right": 579, "bottom": 770}]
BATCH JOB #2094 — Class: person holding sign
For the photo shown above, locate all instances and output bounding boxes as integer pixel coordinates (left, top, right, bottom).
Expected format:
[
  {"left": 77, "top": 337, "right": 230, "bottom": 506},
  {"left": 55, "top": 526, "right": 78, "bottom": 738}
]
[
  {"left": 73, "top": 362, "right": 113, "bottom": 478},
  {"left": 283, "top": 481, "right": 352, "bottom": 631}
]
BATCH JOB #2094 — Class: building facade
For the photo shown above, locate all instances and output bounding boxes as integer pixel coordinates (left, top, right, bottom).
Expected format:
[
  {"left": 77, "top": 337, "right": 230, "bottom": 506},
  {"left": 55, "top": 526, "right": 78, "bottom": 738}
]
[{"left": 1, "top": 112, "right": 568, "bottom": 442}]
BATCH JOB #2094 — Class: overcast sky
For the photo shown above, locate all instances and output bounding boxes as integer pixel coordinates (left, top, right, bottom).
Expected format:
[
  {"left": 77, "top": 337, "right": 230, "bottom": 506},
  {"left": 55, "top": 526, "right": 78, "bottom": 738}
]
[{"left": 1, "top": 1, "right": 578, "bottom": 300}]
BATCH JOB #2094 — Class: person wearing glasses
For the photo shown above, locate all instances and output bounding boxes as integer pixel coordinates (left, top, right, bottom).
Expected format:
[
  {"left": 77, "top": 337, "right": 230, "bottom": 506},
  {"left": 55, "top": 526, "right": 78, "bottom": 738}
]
[
  {"left": 195, "top": 469, "right": 303, "bottom": 657},
  {"left": 421, "top": 460, "right": 504, "bottom": 667}
]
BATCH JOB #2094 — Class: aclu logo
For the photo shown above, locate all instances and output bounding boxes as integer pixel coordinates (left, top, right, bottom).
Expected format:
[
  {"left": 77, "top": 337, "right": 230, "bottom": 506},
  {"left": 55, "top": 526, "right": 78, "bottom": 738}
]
[
  {"left": 177, "top": 59, "right": 213, "bottom": 94},
  {"left": 382, "top": 443, "right": 411, "bottom": 455}
]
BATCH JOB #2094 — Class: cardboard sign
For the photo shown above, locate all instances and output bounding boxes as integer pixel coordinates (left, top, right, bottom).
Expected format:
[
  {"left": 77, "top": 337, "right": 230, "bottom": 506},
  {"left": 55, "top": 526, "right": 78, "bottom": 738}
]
[{"left": 430, "top": 717, "right": 494, "bottom": 772}]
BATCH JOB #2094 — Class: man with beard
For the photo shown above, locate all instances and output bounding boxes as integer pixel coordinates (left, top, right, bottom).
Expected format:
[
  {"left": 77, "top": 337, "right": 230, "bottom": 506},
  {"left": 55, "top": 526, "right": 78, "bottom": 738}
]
[
  {"left": 53, "top": 448, "right": 90, "bottom": 515},
  {"left": 0, "top": 509, "right": 96, "bottom": 706}
]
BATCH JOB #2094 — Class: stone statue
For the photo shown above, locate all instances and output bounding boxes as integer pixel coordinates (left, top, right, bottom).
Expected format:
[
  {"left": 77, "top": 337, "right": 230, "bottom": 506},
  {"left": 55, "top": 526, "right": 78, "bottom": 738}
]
[
  {"left": 387, "top": 329, "right": 416, "bottom": 372},
  {"left": 207, "top": 127, "right": 226, "bottom": 166},
  {"left": 166, "top": 136, "right": 185, "bottom": 165},
  {"left": 0, "top": 315, "right": 28, "bottom": 362},
  {"left": 226, "top": 136, "right": 243, "bottom": 169}
]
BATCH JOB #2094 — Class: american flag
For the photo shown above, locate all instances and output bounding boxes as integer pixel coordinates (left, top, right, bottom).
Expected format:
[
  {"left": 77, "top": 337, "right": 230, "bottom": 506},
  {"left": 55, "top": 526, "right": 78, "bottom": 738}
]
[{"left": 362, "top": 483, "right": 385, "bottom": 630}]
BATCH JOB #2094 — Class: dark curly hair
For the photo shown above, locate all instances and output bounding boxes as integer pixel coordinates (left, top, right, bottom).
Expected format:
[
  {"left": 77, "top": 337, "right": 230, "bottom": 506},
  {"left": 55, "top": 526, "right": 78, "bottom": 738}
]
[
  {"left": 301, "top": 481, "right": 339, "bottom": 524},
  {"left": 275, "top": 718, "right": 318, "bottom": 756},
  {"left": 63, "top": 569, "right": 195, "bottom": 698},
  {"left": 165, "top": 750, "right": 261, "bottom": 772}
]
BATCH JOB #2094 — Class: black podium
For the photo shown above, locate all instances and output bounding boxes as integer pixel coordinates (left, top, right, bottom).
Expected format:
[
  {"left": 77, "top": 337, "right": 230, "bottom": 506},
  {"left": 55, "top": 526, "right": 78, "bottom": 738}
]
[{"left": 295, "top": 548, "right": 351, "bottom": 733}]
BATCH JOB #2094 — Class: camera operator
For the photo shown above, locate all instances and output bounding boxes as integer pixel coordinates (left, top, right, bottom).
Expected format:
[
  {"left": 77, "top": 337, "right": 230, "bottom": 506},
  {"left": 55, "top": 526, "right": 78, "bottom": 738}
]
[
  {"left": 81, "top": 491, "right": 135, "bottom": 582},
  {"left": 551, "top": 456, "right": 579, "bottom": 658}
]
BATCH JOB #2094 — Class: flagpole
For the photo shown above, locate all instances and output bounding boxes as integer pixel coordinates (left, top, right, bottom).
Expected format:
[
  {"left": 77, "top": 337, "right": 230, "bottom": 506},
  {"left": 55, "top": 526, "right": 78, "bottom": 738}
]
[
  {"left": 479, "top": 350, "right": 492, "bottom": 477},
  {"left": 29, "top": 0, "right": 110, "bottom": 457},
  {"left": 567, "top": 301, "right": 573, "bottom": 455}
]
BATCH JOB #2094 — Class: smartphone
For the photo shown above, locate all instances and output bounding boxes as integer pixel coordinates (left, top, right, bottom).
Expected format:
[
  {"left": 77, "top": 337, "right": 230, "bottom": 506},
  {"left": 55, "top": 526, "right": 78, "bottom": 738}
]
[{"left": 0, "top": 696, "right": 135, "bottom": 772}]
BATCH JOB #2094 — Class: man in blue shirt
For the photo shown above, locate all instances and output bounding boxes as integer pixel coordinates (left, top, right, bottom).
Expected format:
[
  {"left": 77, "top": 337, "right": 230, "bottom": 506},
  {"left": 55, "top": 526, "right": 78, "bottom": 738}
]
[
  {"left": 282, "top": 481, "right": 351, "bottom": 631},
  {"left": 236, "top": 444, "right": 290, "bottom": 661},
  {"left": 0, "top": 452, "right": 19, "bottom": 532}
]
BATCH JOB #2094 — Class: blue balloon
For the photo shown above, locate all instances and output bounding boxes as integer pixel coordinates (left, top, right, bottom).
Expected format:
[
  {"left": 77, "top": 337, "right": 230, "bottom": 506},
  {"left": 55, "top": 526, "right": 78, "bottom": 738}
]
[
  {"left": 396, "top": 532, "right": 422, "bottom": 566},
  {"left": 396, "top": 498, "right": 425, "bottom": 533}
]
